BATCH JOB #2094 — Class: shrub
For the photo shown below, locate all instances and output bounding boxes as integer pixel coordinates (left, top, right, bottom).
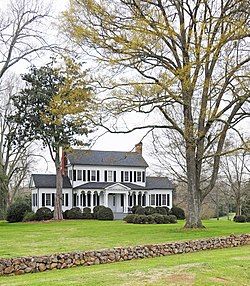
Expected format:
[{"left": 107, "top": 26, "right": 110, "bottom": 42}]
[
  {"left": 66, "top": 207, "right": 83, "bottom": 219},
  {"left": 35, "top": 207, "right": 53, "bottom": 221},
  {"left": 97, "top": 207, "right": 114, "bottom": 220},
  {"left": 147, "top": 214, "right": 155, "bottom": 224},
  {"left": 168, "top": 214, "right": 177, "bottom": 223},
  {"left": 242, "top": 199, "right": 250, "bottom": 216},
  {"left": 144, "top": 206, "right": 156, "bottom": 215},
  {"left": 233, "top": 215, "right": 246, "bottom": 223},
  {"left": 131, "top": 205, "right": 140, "bottom": 214},
  {"left": 152, "top": 213, "right": 164, "bottom": 224},
  {"left": 133, "top": 214, "right": 148, "bottom": 224},
  {"left": 6, "top": 201, "right": 31, "bottom": 223},
  {"left": 162, "top": 206, "right": 170, "bottom": 215},
  {"left": 123, "top": 214, "right": 137, "bottom": 223},
  {"left": 63, "top": 210, "right": 69, "bottom": 219},
  {"left": 170, "top": 206, "right": 185, "bottom": 219},
  {"left": 246, "top": 215, "right": 250, "bottom": 222},
  {"left": 135, "top": 206, "right": 146, "bottom": 215},
  {"left": 155, "top": 207, "right": 167, "bottom": 215},
  {"left": 82, "top": 207, "right": 93, "bottom": 219},
  {"left": 93, "top": 205, "right": 106, "bottom": 219},
  {"left": 163, "top": 215, "right": 170, "bottom": 224},
  {"left": 23, "top": 211, "right": 36, "bottom": 222}
]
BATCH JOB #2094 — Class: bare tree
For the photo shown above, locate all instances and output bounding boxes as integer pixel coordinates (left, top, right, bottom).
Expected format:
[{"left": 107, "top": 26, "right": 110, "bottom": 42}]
[
  {"left": 63, "top": 0, "right": 250, "bottom": 227},
  {"left": 220, "top": 149, "right": 250, "bottom": 215}
]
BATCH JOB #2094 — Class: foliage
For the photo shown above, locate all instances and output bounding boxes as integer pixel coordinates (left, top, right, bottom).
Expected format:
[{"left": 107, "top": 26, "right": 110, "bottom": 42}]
[
  {"left": 242, "top": 198, "right": 250, "bottom": 216},
  {"left": 170, "top": 206, "right": 185, "bottom": 220},
  {"left": 93, "top": 205, "right": 106, "bottom": 219},
  {"left": 155, "top": 207, "right": 168, "bottom": 215},
  {"left": 66, "top": 207, "right": 83, "bottom": 219},
  {"left": 23, "top": 211, "right": 36, "bottom": 222},
  {"left": 82, "top": 207, "right": 93, "bottom": 219},
  {"left": 35, "top": 207, "right": 53, "bottom": 221},
  {"left": 96, "top": 207, "right": 114, "bottom": 220},
  {"left": 168, "top": 215, "right": 178, "bottom": 224},
  {"left": 123, "top": 214, "right": 137, "bottom": 223},
  {"left": 135, "top": 206, "right": 146, "bottom": 215},
  {"left": 144, "top": 206, "right": 156, "bottom": 215},
  {"left": 133, "top": 215, "right": 148, "bottom": 224},
  {"left": 131, "top": 205, "right": 140, "bottom": 214},
  {"left": 6, "top": 201, "right": 31, "bottom": 223},
  {"left": 151, "top": 213, "right": 164, "bottom": 224},
  {"left": 233, "top": 215, "right": 247, "bottom": 223}
]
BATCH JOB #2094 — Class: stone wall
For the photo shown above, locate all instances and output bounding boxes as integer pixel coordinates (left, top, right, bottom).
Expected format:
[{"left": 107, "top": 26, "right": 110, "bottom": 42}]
[{"left": 0, "top": 234, "right": 249, "bottom": 276}]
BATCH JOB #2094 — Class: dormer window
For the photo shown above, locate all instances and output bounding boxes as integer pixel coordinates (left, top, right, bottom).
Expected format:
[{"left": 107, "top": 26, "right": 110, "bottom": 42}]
[
  {"left": 108, "top": 171, "right": 113, "bottom": 181},
  {"left": 77, "top": 170, "right": 82, "bottom": 180}
]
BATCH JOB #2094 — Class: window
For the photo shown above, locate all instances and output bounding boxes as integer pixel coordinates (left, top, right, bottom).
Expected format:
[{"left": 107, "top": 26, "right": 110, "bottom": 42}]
[
  {"left": 77, "top": 170, "right": 82, "bottom": 180},
  {"left": 46, "top": 194, "right": 51, "bottom": 206},
  {"left": 69, "top": 169, "right": 72, "bottom": 180},
  {"left": 91, "top": 170, "right": 96, "bottom": 181},
  {"left": 137, "top": 172, "right": 142, "bottom": 182},
  {"left": 124, "top": 171, "right": 129, "bottom": 182},
  {"left": 108, "top": 171, "right": 113, "bottom": 182},
  {"left": 151, "top": 194, "right": 155, "bottom": 205},
  {"left": 162, "top": 194, "right": 166, "bottom": 205}
]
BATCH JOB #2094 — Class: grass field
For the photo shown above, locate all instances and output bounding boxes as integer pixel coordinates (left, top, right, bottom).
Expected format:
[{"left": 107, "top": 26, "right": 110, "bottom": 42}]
[
  {"left": 0, "top": 245, "right": 249, "bottom": 285},
  {"left": 0, "top": 219, "right": 249, "bottom": 259}
]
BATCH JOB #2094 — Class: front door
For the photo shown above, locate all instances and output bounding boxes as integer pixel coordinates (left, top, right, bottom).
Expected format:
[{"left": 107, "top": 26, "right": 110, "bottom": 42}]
[{"left": 108, "top": 194, "right": 124, "bottom": 212}]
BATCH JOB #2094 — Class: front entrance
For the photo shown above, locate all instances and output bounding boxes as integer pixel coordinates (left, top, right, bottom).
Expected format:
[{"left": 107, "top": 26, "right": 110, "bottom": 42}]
[{"left": 108, "top": 194, "right": 124, "bottom": 213}]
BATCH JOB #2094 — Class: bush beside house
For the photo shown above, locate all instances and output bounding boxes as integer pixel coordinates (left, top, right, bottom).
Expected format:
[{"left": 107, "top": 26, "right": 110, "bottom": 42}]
[{"left": 123, "top": 213, "right": 177, "bottom": 224}]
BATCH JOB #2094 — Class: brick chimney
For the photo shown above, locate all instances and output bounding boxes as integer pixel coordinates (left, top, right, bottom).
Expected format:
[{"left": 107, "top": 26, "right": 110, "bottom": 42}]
[{"left": 135, "top": 142, "right": 143, "bottom": 155}]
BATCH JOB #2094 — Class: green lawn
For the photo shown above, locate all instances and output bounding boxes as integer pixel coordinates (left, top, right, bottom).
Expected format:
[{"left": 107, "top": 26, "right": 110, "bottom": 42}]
[
  {"left": 0, "top": 219, "right": 249, "bottom": 259},
  {"left": 0, "top": 245, "right": 249, "bottom": 285}
]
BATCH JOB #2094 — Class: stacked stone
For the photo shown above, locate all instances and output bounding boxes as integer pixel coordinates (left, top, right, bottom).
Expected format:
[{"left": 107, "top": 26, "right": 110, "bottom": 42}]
[{"left": 0, "top": 234, "right": 249, "bottom": 276}]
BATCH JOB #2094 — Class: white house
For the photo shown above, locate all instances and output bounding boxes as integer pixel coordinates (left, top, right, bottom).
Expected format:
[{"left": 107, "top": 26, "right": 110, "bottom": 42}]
[{"left": 30, "top": 143, "right": 174, "bottom": 217}]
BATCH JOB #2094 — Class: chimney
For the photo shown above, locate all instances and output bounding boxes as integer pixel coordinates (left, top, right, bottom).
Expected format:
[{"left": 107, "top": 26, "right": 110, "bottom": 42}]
[{"left": 135, "top": 142, "right": 143, "bottom": 155}]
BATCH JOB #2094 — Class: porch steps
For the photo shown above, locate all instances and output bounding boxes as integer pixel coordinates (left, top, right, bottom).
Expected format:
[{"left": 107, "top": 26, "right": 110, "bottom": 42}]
[{"left": 113, "top": 212, "right": 127, "bottom": 220}]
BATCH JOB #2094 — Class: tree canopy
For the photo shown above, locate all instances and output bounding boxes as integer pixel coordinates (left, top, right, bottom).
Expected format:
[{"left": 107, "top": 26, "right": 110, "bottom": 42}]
[{"left": 63, "top": 0, "right": 250, "bottom": 227}]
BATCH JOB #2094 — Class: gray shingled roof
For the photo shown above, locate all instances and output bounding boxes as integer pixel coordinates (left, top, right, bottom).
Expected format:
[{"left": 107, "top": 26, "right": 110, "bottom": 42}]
[
  {"left": 31, "top": 174, "right": 72, "bottom": 188},
  {"left": 74, "top": 177, "right": 173, "bottom": 190},
  {"left": 67, "top": 149, "right": 148, "bottom": 167},
  {"left": 146, "top": 177, "right": 174, "bottom": 189}
]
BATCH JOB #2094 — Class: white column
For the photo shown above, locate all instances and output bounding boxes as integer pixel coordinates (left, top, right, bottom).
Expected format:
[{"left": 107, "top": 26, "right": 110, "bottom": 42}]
[
  {"left": 145, "top": 192, "right": 149, "bottom": 206},
  {"left": 90, "top": 191, "right": 94, "bottom": 212},
  {"left": 169, "top": 193, "right": 173, "bottom": 209},
  {"left": 135, "top": 192, "right": 138, "bottom": 206},
  {"left": 124, "top": 192, "right": 129, "bottom": 213},
  {"left": 104, "top": 191, "right": 108, "bottom": 207}
]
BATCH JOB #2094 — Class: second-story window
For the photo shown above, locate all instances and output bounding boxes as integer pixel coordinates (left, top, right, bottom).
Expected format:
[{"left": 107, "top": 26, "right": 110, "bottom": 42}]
[
  {"left": 91, "top": 170, "right": 96, "bottom": 181},
  {"left": 137, "top": 171, "right": 142, "bottom": 182},
  {"left": 124, "top": 171, "right": 129, "bottom": 182},
  {"left": 69, "top": 170, "right": 72, "bottom": 180},
  {"left": 108, "top": 171, "right": 113, "bottom": 181},
  {"left": 77, "top": 170, "right": 82, "bottom": 180}
]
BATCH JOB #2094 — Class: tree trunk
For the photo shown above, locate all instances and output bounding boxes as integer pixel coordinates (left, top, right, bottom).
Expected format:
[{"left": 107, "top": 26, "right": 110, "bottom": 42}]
[
  {"left": 184, "top": 144, "right": 204, "bottom": 228},
  {"left": 235, "top": 198, "right": 241, "bottom": 216},
  {"left": 53, "top": 151, "right": 63, "bottom": 220}
]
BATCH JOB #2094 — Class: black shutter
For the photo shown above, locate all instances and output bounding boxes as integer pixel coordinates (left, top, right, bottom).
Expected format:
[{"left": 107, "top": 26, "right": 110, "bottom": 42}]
[
  {"left": 52, "top": 193, "right": 55, "bottom": 207},
  {"left": 83, "top": 170, "right": 86, "bottom": 181},
  {"left": 42, "top": 193, "right": 45, "bottom": 207},
  {"left": 87, "top": 170, "right": 91, "bottom": 181},
  {"left": 134, "top": 171, "right": 137, "bottom": 182},
  {"left": 142, "top": 171, "right": 145, "bottom": 182},
  {"left": 104, "top": 170, "right": 107, "bottom": 182},
  {"left": 130, "top": 171, "right": 133, "bottom": 182},
  {"left": 65, "top": 194, "right": 69, "bottom": 206},
  {"left": 167, "top": 194, "right": 170, "bottom": 206},
  {"left": 73, "top": 170, "right": 76, "bottom": 181},
  {"left": 114, "top": 171, "right": 116, "bottom": 182},
  {"left": 97, "top": 170, "right": 100, "bottom": 181},
  {"left": 121, "top": 171, "right": 124, "bottom": 182}
]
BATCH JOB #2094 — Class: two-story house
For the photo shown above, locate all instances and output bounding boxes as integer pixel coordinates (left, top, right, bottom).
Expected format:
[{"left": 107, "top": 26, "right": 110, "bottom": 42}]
[{"left": 30, "top": 143, "right": 174, "bottom": 217}]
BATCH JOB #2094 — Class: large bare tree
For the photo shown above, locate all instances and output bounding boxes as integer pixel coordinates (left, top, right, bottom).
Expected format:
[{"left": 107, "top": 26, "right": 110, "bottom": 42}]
[{"left": 63, "top": 0, "right": 250, "bottom": 228}]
